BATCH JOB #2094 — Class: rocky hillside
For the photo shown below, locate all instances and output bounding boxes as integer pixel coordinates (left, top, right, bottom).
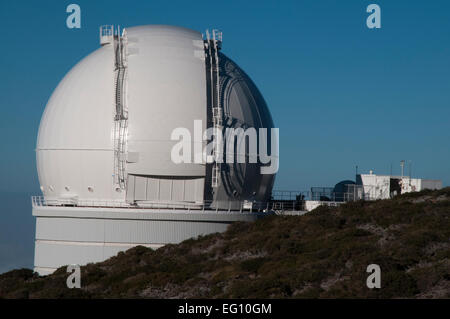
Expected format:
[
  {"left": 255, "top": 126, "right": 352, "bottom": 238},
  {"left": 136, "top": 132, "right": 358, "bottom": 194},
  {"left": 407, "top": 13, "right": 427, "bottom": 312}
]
[{"left": 1, "top": 188, "right": 449, "bottom": 298}]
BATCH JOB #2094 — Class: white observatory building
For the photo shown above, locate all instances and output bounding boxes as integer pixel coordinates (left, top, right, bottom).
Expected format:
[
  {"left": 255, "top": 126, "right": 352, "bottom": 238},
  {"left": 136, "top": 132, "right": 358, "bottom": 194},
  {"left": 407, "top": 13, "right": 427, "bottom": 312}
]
[{"left": 32, "top": 25, "right": 277, "bottom": 275}]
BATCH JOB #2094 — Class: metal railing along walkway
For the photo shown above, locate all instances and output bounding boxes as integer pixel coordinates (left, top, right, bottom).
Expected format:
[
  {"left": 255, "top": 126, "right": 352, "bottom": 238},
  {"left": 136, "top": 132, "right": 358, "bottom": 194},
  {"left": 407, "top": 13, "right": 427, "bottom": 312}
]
[{"left": 31, "top": 196, "right": 287, "bottom": 213}]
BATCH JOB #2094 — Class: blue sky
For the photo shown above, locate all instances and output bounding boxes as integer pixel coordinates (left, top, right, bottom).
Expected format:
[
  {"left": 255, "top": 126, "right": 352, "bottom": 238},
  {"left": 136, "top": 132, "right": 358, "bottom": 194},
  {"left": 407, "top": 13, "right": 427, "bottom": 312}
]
[{"left": 0, "top": 0, "right": 449, "bottom": 272}]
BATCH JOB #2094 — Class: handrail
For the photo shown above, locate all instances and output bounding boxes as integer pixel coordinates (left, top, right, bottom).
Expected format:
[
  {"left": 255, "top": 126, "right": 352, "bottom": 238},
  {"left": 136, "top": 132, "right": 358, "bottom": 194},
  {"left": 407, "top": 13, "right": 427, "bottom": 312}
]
[
  {"left": 31, "top": 196, "right": 276, "bottom": 213},
  {"left": 32, "top": 186, "right": 377, "bottom": 212},
  {"left": 32, "top": 188, "right": 377, "bottom": 213},
  {"left": 272, "top": 187, "right": 378, "bottom": 202},
  {"left": 99, "top": 25, "right": 114, "bottom": 45}
]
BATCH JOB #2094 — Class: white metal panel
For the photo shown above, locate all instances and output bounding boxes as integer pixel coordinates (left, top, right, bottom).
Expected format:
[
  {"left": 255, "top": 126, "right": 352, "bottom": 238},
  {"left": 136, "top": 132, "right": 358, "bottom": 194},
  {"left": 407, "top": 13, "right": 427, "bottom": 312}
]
[
  {"left": 125, "top": 25, "right": 207, "bottom": 177},
  {"left": 134, "top": 175, "right": 147, "bottom": 200},
  {"left": 36, "top": 217, "right": 105, "bottom": 242},
  {"left": 37, "top": 45, "right": 115, "bottom": 149},
  {"left": 34, "top": 241, "right": 106, "bottom": 269},
  {"left": 420, "top": 179, "right": 442, "bottom": 191},
  {"left": 360, "top": 174, "right": 390, "bottom": 200},
  {"left": 36, "top": 44, "right": 122, "bottom": 202},
  {"left": 37, "top": 149, "right": 117, "bottom": 201}
]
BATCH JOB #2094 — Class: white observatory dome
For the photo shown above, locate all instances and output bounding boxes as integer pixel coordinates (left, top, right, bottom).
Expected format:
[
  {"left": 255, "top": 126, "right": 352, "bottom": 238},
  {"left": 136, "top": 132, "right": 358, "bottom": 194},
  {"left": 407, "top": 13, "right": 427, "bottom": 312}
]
[{"left": 36, "top": 25, "right": 275, "bottom": 208}]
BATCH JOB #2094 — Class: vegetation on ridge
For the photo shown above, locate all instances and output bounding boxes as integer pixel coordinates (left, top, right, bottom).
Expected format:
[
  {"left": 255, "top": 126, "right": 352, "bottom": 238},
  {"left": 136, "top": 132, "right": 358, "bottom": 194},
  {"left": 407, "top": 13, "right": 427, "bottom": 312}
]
[{"left": 1, "top": 188, "right": 449, "bottom": 298}]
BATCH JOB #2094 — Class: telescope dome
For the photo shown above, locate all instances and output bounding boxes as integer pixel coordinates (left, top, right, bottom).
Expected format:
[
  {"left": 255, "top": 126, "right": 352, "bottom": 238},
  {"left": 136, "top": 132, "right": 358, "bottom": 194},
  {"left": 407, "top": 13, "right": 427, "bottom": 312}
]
[{"left": 36, "top": 25, "right": 276, "bottom": 208}]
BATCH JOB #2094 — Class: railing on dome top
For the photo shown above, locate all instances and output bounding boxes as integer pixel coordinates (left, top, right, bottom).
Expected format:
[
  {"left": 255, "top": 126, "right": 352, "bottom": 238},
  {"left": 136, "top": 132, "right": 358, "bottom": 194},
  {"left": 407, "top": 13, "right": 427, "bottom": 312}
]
[
  {"left": 272, "top": 186, "right": 378, "bottom": 202},
  {"left": 31, "top": 196, "right": 306, "bottom": 213},
  {"left": 99, "top": 25, "right": 114, "bottom": 45},
  {"left": 32, "top": 186, "right": 377, "bottom": 213},
  {"left": 31, "top": 196, "right": 130, "bottom": 209},
  {"left": 100, "top": 25, "right": 113, "bottom": 37}
]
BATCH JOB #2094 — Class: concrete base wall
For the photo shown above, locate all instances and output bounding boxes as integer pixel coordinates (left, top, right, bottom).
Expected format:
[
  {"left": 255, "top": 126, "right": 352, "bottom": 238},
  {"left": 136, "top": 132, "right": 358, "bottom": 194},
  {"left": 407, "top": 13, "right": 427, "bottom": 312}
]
[{"left": 33, "top": 206, "right": 266, "bottom": 275}]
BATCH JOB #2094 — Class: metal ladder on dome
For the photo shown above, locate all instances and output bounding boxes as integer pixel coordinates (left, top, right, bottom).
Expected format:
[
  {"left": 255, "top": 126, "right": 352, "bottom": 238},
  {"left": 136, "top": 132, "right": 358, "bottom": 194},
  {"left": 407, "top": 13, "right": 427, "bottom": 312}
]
[
  {"left": 205, "top": 29, "right": 223, "bottom": 188},
  {"left": 112, "top": 25, "right": 128, "bottom": 190}
]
